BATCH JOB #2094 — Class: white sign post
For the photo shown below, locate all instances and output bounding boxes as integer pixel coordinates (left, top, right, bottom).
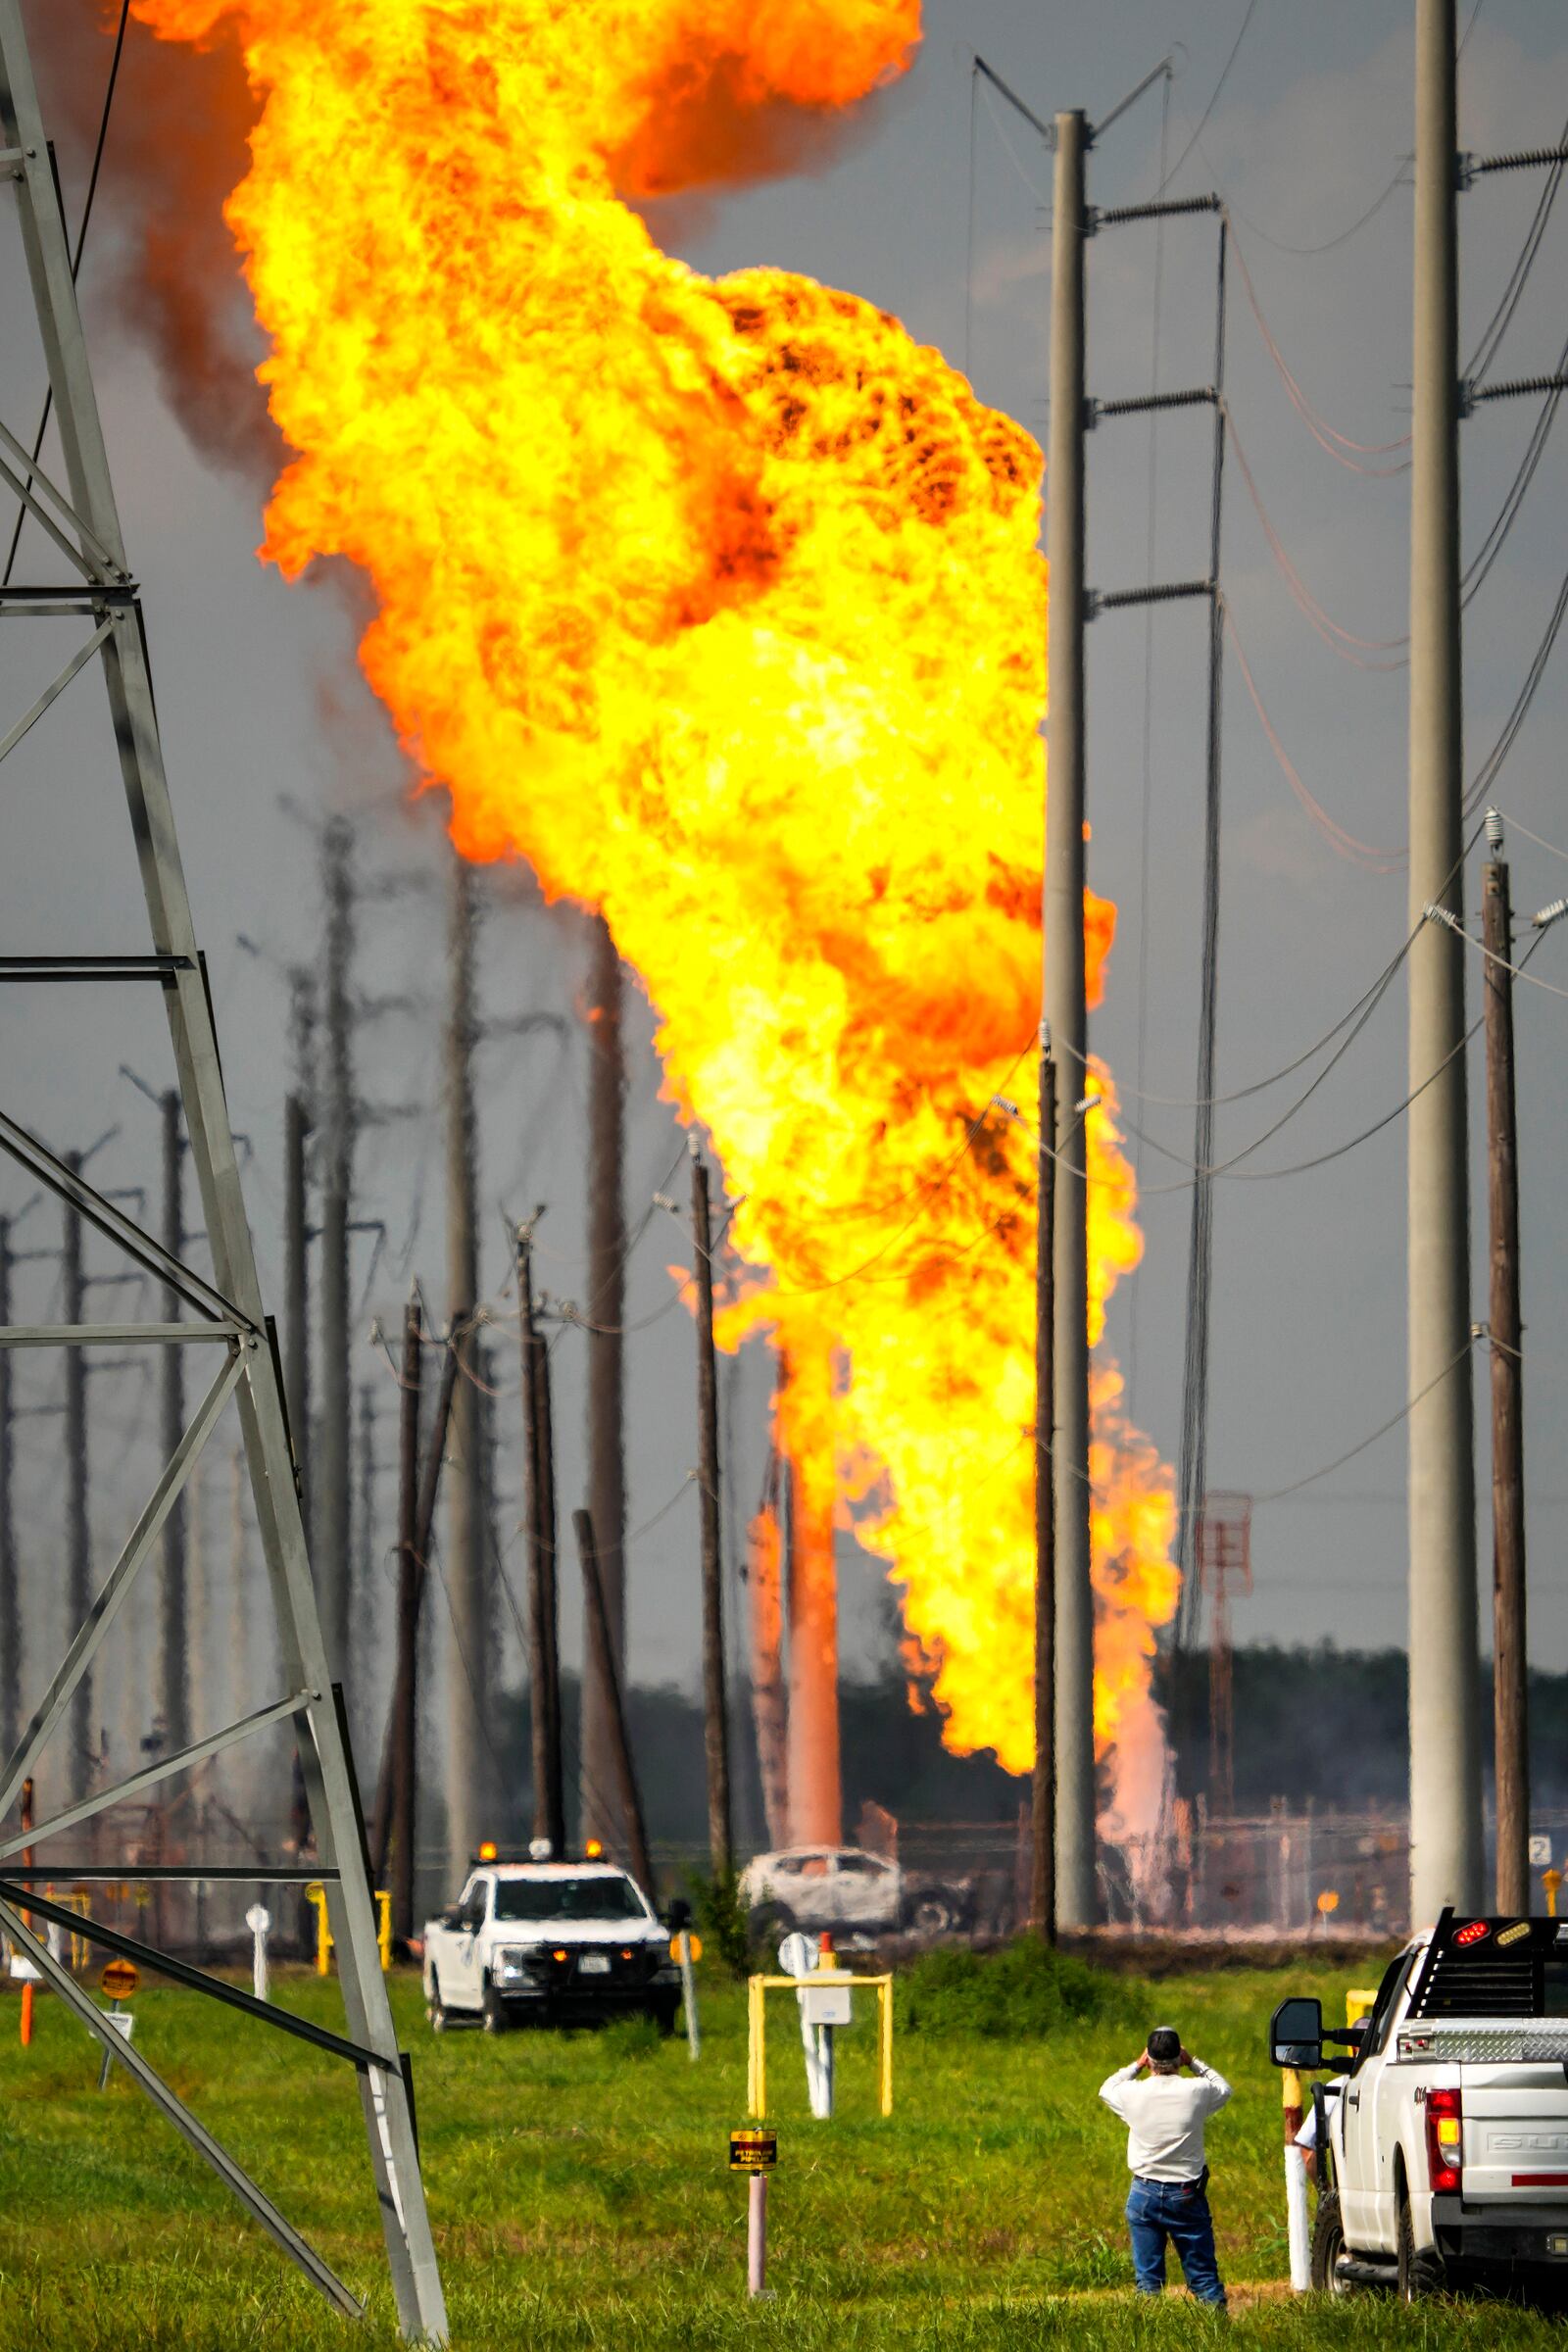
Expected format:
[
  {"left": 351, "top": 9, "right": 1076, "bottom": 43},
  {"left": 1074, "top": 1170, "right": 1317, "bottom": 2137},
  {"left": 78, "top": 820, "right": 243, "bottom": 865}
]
[
  {"left": 779, "top": 1932, "right": 853, "bottom": 2121},
  {"left": 246, "top": 1904, "right": 271, "bottom": 2002}
]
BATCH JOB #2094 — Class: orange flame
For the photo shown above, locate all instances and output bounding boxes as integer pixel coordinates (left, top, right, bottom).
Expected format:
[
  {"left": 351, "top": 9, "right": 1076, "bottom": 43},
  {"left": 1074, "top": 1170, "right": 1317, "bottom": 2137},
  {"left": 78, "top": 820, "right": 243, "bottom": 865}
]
[{"left": 133, "top": 0, "right": 1180, "bottom": 1816}]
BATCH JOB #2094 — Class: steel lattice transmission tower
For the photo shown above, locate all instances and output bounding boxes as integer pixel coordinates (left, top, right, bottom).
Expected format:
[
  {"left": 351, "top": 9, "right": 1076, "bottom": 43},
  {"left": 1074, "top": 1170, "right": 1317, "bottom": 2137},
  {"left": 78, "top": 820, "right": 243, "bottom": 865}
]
[{"left": 0, "top": 9, "right": 447, "bottom": 2337}]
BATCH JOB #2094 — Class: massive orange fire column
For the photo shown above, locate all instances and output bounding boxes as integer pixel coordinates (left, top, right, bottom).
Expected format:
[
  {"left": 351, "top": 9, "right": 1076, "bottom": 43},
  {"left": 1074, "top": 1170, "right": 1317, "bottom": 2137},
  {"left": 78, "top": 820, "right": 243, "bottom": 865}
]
[{"left": 135, "top": 0, "right": 1181, "bottom": 1839}]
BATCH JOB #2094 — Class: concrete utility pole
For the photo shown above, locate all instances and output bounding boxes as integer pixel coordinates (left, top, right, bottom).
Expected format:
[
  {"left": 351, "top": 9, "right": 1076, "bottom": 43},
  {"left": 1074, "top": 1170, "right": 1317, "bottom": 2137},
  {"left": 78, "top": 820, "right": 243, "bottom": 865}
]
[
  {"left": 0, "top": 1215, "right": 17, "bottom": 1760},
  {"left": 1046, "top": 107, "right": 1097, "bottom": 1930},
  {"left": 1481, "top": 817, "right": 1529, "bottom": 1912},
  {"left": 574, "top": 1507, "right": 654, "bottom": 1893},
  {"left": 517, "top": 1224, "right": 564, "bottom": 1856},
  {"left": 1033, "top": 1026, "right": 1057, "bottom": 1943},
  {"left": 372, "top": 1325, "right": 459, "bottom": 1912},
  {"left": 388, "top": 1290, "right": 421, "bottom": 1944},
  {"left": 581, "top": 912, "right": 628, "bottom": 1848},
  {"left": 444, "top": 852, "right": 488, "bottom": 1874},
  {"left": 747, "top": 1452, "right": 789, "bottom": 1850},
  {"left": 690, "top": 1139, "right": 732, "bottom": 1875},
  {"left": 283, "top": 969, "right": 315, "bottom": 1518},
  {"left": 63, "top": 1154, "right": 91, "bottom": 1802},
  {"left": 782, "top": 1346, "right": 841, "bottom": 1846},
  {"left": 158, "top": 1090, "right": 189, "bottom": 1757},
  {"left": 318, "top": 818, "right": 356, "bottom": 1682},
  {"left": 1407, "top": 0, "right": 1482, "bottom": 1920}
]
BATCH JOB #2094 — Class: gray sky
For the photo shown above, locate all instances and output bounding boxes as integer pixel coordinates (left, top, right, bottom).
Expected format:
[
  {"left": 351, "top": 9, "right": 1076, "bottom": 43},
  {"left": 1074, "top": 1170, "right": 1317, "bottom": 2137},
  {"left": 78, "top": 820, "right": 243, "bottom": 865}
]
[{"left": 5, "top": 0, "right": 1568, "bottom": 1800}]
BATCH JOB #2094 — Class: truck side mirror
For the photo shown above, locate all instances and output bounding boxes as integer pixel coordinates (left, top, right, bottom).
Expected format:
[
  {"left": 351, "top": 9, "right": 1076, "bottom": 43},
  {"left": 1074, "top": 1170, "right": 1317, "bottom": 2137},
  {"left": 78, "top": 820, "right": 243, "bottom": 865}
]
[
  {"left": 1269, "top": 1994, "right": 1324, "bottom": 2070},
  {"left": 461, "top": 1901, "right": 485, "bottom": 1933}
]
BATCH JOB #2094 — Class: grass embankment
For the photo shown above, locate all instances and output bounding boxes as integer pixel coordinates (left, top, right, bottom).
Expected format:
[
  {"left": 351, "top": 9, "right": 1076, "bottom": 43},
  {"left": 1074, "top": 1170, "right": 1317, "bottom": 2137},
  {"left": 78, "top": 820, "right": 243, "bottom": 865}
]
[{"left": 0, "top": 1946, "right": 1558, "bottom": 2349}]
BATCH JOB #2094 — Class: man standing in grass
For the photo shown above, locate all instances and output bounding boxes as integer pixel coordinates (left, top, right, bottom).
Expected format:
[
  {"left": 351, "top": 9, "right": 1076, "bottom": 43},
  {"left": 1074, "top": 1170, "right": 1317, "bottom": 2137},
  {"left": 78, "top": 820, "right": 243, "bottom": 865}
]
[{"left": 1100, "top": 2027, "right": 1231, "bottom": 2308}]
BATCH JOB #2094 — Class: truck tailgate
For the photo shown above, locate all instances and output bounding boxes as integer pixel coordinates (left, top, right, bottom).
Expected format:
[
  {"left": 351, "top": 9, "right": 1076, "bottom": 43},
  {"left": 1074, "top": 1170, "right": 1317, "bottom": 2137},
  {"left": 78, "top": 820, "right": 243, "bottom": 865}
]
[{"left": 1462, "top": 2076, "right": 1568, "bottom": 2199}]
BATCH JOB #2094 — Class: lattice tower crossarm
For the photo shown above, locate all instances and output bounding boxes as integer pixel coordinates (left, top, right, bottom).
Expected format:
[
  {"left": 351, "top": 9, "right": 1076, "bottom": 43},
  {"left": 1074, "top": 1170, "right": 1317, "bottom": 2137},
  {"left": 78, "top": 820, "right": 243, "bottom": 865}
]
[{"left": 0, "top": 6, "right": 447, "bottom": 2335}]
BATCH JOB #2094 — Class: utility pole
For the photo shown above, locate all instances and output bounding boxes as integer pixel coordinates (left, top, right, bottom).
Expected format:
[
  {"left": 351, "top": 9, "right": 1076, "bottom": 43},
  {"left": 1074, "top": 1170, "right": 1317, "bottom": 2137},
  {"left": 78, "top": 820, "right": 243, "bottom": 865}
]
[
  {"left": 63, "top": 1152, "right": 91, "bottom": 1802},
  {"left": 0, "top": 1214, "right": 17, "bottom": 1760},
  {"left": 1032, "top": 1026, "right": 1057, "bottom": 1943},
  {"left": 747, "top": 1448, "right": 789, "bottom": 1849},
  {"left": 281, "top": 964, "right": 315, "bottom": 1514},
  {"left": 581, "top": 912, "right": 627, "bottom": 1848},
  {"left": 574, "top": 1507, "right": 654, "bottom": 1893},
  {"left": 518, "top": 1223, "right": 564, "bottom": 1855},
  {"left": 1482, "top": 815, "right": 1528, "bottom": 1912},
  {"left": 371, "top": 1328, "right": 460, "bottom": 1901},
  {"left": 318, "top": 817, "right": 356, "bottom": 1682},
  {"left": 690, "top": 1138, "right": 732, "bottom": 1876},
  {"left": 388, "top": 1290, "right": 422, "bottom": 1944},
  {"left": 782, "top": 1345, "right": 841, "bottom": 1845},
  {"left": 1046, "top": 106, "right": 1097, "bottom": 1930},
  {"left": 1407, "top": 0, "right": 1482, "bottom": 1919},
  {"left": 283, "top": 968, "right": 315, "bottom": 1514},
  {"left": 443, "top": 851, "right": 488, "bottom": 1874},
  {"left": 158, "top": 1089, "right": 189, "bottom": 1757}
]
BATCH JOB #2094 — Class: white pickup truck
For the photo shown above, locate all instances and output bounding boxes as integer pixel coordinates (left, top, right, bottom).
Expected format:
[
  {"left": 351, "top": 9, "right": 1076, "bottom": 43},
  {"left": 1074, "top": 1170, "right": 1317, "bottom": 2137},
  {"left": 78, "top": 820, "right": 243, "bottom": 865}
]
[
  {"left": 422, "top": 1857, "right": 680, "bottom": 2034},
  {"left": 1271, "top": 1906, "right": 1568, "bottom": 2301}
]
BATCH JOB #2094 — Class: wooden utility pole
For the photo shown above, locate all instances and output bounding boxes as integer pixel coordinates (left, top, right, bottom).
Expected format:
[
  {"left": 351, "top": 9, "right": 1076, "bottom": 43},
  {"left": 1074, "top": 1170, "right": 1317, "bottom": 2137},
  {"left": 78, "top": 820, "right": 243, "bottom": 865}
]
[
  {"left": 690, "top": 1139, "right": 732, "bottom": 1875},
  {"left": 386, "top": 1291, "right": 422, "bottom": 1943},
  {"left": 581, "top": 913, "right": 628, "bottom": 1847},
  {"left": 518, "top": 1224, "right": 564, "bottom": 1856},
  {"left": 1032, "top": 1027, "right": 1056, "bottom": 1943},
  {"left": 574, "top": 1507, "right": 654, "bottom": 1894},
  {"left": 1482, "top": 816, "right": 1529, "bottom": 1913}
]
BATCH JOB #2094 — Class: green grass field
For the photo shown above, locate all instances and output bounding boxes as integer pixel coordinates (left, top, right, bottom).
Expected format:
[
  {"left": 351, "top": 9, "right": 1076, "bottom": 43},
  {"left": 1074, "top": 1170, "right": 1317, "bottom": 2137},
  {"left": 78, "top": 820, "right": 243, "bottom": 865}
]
[{"left": 0, "top": 1953, "right": 1562, "bottom": 2349}]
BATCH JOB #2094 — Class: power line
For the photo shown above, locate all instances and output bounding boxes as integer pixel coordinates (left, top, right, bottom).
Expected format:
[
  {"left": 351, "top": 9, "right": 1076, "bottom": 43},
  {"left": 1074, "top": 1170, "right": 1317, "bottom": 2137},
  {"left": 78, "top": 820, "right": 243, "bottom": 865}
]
[
  {"left": 1157, "top": 0, "right": 1260, "bottom": 195},
  {"left": 1465, "top": 112, "right": 1567, "bottom": 385},
  {"left": 1222, "top": 404, "right": 1408, "bottom": 664},
  {"left": 1225, "top": 606, "right": 1404, "bottom": 866},
  {"left": 1461, "top": 324, "right": 1568, "bottom": 605},
  {"left": 1226, "top": 219, "right": 1410, "bottom": 470},
  {"left": 1250, "top": 1341, "right": 1475, "bottom": 1504},
  {"left": 1213, "top": 156, "right": 1410, "bottom": 258},
  {"left": 1464, "top": 563, "right": 1568, "bottom": 811}
]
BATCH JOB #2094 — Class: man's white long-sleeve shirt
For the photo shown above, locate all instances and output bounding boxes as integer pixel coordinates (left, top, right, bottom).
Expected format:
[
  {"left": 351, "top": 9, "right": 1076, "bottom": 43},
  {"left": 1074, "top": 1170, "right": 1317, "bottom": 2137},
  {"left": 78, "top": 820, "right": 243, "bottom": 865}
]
[{"left": 1099, "top": 2059, "right": 1232, "bottom": 2181}]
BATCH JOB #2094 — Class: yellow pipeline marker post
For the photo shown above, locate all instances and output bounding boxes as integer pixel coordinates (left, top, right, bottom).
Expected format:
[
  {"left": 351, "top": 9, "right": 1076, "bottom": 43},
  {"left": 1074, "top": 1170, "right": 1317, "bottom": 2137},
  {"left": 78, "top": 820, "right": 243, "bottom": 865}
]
[
  {"left": 1346, "top": 1987, "right": 1378, "bottom": 2028},
  {"left": 305, "top": 1882, "right": 332, "bottom": 1977},
  {"left": 1544, "top": 1869, "right": 1562, "bottom": 1920},
  {"left": 747, "top": 1973, "right": 893, "bottom": 2120},
  {"left": 376, "top": 1889, "right": 392, "bottom": 1972}
]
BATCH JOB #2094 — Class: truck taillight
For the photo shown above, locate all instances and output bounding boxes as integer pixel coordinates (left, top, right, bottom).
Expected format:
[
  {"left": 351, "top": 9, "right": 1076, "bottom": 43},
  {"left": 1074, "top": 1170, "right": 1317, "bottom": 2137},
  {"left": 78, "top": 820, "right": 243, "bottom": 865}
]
[{"left": 1425, "top": 2086, "right": 1462, "bottom": 2193}]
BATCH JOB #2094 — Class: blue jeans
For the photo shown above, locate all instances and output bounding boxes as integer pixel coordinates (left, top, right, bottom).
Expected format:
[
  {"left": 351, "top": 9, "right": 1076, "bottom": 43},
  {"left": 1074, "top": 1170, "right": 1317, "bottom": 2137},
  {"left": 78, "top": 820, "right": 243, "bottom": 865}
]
[{"left": 1126, "top": 2172, "right": 1226, "bottom": 2305}]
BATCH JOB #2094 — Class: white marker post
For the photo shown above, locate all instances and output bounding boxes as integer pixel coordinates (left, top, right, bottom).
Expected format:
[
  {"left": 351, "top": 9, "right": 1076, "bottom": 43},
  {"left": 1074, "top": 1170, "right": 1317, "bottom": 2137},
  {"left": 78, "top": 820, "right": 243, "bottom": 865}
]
[
  {"left": 246, "top": 1903, "right": 271, "bottom": 2002},
  {"left": 729, "top": 2128, "right": 776, "bottom": 2299},
  {"left": 748, "top": 2173, "right": 768, "bottom": 2295}
]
